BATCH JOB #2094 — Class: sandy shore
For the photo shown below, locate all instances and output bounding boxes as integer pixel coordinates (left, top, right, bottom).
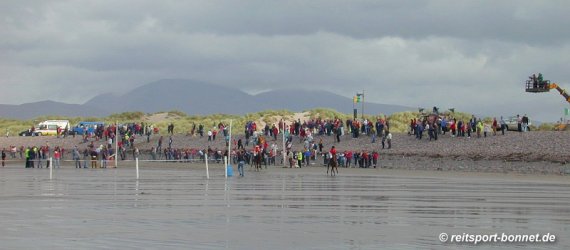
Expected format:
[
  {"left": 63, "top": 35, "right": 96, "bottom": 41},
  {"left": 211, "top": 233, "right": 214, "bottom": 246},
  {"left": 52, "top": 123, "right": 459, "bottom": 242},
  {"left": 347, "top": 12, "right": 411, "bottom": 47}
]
[
  {"left": 2, "top": 164, "right": 568, "bottom": 249},
  {"left": 1, "top": 130, "right": 569, "bottom": 175}
]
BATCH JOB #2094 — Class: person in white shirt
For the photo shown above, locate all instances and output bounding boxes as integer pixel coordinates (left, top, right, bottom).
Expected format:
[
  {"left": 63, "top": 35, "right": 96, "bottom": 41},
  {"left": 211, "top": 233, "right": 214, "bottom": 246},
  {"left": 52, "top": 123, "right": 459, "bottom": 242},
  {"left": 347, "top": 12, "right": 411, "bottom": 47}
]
[{"left": 386, "top": 131, "right": 392, "bottom": 149}]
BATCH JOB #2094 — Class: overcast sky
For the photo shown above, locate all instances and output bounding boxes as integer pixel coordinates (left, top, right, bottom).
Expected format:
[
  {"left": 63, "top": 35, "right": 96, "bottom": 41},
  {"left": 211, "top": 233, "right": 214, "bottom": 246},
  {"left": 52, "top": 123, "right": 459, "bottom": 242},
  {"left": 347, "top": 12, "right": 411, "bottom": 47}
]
[{"left": 1, "top": 0, "right": 569, "bottom": 121}]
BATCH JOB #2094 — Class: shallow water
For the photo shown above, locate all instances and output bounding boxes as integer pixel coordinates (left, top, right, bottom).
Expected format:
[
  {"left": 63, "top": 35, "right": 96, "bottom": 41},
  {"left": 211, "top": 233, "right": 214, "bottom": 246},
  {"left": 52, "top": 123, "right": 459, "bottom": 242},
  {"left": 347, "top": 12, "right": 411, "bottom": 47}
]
[{"left": 0, "top": 166, "right": 569, "bottom": 249}]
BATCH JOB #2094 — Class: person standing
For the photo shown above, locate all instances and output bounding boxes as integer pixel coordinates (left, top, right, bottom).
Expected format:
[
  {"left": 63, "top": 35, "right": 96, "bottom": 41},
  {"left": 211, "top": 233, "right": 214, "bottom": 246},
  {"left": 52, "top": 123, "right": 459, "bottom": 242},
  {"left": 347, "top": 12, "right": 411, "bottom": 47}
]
[
  {"left": 10, "top": 146, "right": 16, "bottom": 159},
  {"left": 1, "top": 148, "right": 6, "bottom": 167},
  {"left": 198, "top": 124, "right": 204, "bottom": 137},
  {"left": 372, "top": 151, "right": 374, "bottom": 168},
  {"left": 237, "top": 149, "right": 245, "bottom": 177},
  {"left": 484, "top": 123, "right": 491, "bottom": 137},
  {"left": 151, "top": 147, "right": 157, "bottom": 160},
  {"left": 237, "top": 139, "right": 243, "bottom": 150},
  {"left": 157, "top": 136, "right": 163, "bottom": 153},
  {"left": 297, "top": 151, "right": 303, "bottom": 168},
  {"left": 83, "top": 148, "right": 89, "bottom": 168},
  {"left": 24, "top": 147, "right": 30, "bottom": 168},
  {"left": 73, "top": 146, "right": 81, "bottom": 168},
  {"left": 522, "top": 115, "right": 529, "bottom": 132},
  {"left": 53, "top": 149, "right": 61, "bottom": 168},
  {"left": 492, "top": 117, "right": 498, "bottom": 136},
  {"left": 304, "top": 149, "right": 311, "bottom": 166},
  {"left": 476, "top": 120, "right": 483, "bottom": 138},
  {"left": 29, "top": 147, "right": 36, "bottom": 168},
  {"left": 36, "top": 147, "right": 43, "bottom": 168},
  {"left": 500, "top": 116, "right": 506, "bottom": 135},
  {"left": 386, "top": 131, "right": 392, "bottom": 149},
  {"left": 91, "top": 149, "right": 98, "bottom": 168}
]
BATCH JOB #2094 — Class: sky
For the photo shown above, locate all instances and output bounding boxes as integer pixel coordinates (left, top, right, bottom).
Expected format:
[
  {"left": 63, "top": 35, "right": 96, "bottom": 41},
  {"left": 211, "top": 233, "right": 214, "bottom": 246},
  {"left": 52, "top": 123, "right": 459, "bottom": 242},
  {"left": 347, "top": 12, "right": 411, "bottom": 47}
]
[{"left": 1, "top": 0, "right": 570, "bottom": 122}]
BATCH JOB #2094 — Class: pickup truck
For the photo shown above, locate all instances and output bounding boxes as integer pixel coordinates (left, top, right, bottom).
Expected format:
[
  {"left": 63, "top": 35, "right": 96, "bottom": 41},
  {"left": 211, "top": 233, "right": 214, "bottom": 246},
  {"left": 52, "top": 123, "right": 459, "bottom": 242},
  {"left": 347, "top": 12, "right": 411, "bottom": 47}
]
[{"left": 503, "top": 116, "right": 531, "bottom": 131}]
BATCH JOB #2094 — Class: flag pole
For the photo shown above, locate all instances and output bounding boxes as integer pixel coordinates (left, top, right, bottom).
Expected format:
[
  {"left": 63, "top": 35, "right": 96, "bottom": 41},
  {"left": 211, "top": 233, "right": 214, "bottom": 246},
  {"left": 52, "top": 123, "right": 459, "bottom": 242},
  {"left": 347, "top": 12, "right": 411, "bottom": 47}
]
[{"left": 361, "top": 90, "right": 364, "bottom": 119}]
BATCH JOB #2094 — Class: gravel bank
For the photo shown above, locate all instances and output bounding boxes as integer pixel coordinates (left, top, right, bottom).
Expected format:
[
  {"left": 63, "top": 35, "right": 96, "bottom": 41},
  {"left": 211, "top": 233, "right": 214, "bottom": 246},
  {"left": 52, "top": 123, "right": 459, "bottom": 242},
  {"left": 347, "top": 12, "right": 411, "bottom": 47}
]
[{"left": 1, "top": 130, "right": 569, "bottom": 175}]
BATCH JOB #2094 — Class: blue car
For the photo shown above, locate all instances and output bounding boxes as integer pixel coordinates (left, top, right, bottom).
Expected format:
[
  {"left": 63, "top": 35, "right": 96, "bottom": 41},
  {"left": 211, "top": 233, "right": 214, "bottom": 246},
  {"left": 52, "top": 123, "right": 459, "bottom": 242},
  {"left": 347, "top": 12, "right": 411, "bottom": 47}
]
[{"left": 71, "top": 122, "right": 105, "bottom": 135}]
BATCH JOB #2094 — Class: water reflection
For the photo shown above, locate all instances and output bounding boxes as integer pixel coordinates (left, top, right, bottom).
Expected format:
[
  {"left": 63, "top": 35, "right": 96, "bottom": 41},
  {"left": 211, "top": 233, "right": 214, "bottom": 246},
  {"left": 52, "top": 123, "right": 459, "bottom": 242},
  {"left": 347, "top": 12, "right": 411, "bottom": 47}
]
[{"left": 0, "top": 167, "right": 568, "bottom": 249}]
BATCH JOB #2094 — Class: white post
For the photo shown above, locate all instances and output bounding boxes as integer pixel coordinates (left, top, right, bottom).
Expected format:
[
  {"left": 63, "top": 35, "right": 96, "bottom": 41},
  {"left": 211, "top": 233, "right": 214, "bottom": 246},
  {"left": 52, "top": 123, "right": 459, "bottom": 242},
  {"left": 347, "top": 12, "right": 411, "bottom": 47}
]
[
  {"left": 205, "top": 153, "right": 210, "bottom": 179},
  {"left": 49, "top": 157, "right": 53, "bottom": 180},
  {"left": 136, "top": 157, "right": 139, "bottom": 180},
  {"left": 224, "top": 156, "right": 228, "bottom": 179},
  {"left": 115, "top": 121, "right": 118, "bottom": 168}
]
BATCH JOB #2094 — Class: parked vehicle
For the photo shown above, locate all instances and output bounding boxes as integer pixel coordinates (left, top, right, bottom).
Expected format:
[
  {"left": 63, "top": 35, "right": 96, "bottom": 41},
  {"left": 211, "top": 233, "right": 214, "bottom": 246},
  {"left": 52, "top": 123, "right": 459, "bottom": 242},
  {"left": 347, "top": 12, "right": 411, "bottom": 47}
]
[
  {"left": 19, "top": 130, "right": 38, "bottom": 137},
  {"left": 70, "top": 121, "right": 105, "bottom": 136},
  {"left": 503, "top": 116, "right": 531, "bottom": 131},
  {"left": 35, "top": 120, "right": 70, "bottom": 136}
]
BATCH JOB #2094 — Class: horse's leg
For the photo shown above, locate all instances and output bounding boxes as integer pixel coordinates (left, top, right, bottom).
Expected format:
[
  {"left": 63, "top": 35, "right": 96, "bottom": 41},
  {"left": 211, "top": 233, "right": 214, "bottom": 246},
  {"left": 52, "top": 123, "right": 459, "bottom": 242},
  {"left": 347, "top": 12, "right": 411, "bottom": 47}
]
[
  {"left": 333, "top": 162, "right": 338, "bottom": 176},
  {"left": 334, "top": 161, "right": 338, "bottom": 175}
]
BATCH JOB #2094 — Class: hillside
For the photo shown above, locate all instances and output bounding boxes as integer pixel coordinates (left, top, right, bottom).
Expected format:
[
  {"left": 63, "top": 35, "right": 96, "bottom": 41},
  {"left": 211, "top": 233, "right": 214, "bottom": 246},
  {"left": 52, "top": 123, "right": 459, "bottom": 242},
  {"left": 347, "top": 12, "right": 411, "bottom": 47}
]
[
  {"left": 0, "top": 101, "right": 107, "bottom": 120},
  {"left": 0, "top": 79, "right": 412, "bottom": 119}
]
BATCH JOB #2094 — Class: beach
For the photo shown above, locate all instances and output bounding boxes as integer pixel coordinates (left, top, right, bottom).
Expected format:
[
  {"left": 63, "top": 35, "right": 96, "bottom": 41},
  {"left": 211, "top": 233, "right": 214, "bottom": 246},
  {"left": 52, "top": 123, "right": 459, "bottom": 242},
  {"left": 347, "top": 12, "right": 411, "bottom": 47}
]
[
  {"left": 1, "top": 130, "right": 569, "bottom": 175},
  {"left": 0, "top": 165, "right": 568, "bottom": 249}
]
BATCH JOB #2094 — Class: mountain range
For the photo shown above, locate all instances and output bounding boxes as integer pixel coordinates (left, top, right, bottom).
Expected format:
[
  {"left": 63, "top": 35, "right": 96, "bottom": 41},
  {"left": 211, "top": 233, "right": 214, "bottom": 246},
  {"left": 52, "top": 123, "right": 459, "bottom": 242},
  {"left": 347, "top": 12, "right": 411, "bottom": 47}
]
[{"left": 0, "top": 79, "right": 412, "bottom": 119}]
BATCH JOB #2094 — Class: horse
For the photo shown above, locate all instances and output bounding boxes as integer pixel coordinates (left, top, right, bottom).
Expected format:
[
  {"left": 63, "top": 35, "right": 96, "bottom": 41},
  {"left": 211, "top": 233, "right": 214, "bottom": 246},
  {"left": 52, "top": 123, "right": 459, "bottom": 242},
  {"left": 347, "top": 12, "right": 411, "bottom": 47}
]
[
  {"left": 253, "top": 152, "right": 263, "bottom": 171},
  {"left": 327, "top": 154, "right": 339, "bottom": 176}
]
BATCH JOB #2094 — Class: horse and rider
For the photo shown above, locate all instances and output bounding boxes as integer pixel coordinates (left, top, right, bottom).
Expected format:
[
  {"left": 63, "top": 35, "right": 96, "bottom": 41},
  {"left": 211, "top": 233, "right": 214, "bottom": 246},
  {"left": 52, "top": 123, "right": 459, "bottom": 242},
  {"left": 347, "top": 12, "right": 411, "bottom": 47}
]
[{"left": 327, "top": 146, "right": 339, "bottom": 176}]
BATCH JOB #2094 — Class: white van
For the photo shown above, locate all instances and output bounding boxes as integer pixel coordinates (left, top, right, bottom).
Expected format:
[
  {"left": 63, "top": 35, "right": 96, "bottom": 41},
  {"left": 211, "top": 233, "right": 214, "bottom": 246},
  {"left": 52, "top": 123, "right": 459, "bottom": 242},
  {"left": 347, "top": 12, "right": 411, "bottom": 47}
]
[{"left": 35, "top": 120, "right": 70, "bottom": 136}]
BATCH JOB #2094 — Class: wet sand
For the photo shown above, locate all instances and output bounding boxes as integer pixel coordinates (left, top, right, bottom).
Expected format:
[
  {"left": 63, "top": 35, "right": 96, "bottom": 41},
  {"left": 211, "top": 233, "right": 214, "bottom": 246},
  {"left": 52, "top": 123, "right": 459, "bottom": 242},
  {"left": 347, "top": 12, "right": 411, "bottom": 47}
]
[{"left": 1, "top": 164, "right": 569, "bottom": 249}]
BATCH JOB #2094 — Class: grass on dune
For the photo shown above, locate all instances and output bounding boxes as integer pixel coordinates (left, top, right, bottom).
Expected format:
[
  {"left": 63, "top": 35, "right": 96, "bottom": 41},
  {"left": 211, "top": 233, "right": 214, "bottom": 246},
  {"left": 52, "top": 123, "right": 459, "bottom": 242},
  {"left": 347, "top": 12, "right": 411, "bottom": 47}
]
[{"left": 0, "top": 108, "right": 554, "bottom": 136}]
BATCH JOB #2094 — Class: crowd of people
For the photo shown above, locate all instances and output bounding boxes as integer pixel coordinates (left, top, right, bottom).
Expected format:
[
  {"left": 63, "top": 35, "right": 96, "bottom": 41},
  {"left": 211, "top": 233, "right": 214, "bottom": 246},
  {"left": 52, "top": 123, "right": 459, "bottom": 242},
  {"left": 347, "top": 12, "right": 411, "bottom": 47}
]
[
  {"left": 5, "top": 110, "right": 532, "bottom": 171},
  {"left": 409, "top": 112, "right": 531, "bottom": 140},
  {"left": 2, "top": 108, "right": 538, "bottom": 173},
  {"left": 2, "top": 116, "right": 398, "bottom": 171}
]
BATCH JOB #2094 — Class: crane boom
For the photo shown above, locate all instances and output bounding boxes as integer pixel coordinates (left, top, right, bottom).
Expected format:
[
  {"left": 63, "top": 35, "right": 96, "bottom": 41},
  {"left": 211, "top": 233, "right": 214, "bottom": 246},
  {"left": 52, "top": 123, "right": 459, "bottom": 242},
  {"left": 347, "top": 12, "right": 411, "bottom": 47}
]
[{"left": 548, "top": 83, "right": 570, "bottom": 104}]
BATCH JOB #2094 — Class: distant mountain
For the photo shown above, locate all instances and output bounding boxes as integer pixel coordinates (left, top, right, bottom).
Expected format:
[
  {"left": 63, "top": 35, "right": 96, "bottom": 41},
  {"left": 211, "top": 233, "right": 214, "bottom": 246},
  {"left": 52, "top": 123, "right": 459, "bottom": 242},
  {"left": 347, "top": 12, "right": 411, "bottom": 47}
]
[
  {"left": 85, "top": 79, "right": 257, "bottom": 114},
  {"left": 0, "top": 100, "right": 107, "bottom": 120},
  {"left": 1, "top": 79, "right": 413, "bottom": 119}
]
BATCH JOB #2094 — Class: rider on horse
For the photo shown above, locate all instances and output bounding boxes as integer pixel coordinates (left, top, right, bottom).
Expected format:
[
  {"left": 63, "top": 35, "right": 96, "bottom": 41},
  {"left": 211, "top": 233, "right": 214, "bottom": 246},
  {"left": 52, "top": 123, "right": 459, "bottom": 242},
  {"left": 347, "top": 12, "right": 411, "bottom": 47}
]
[{"left": 328, "top": 146, "right": 339, "bottom": 176}]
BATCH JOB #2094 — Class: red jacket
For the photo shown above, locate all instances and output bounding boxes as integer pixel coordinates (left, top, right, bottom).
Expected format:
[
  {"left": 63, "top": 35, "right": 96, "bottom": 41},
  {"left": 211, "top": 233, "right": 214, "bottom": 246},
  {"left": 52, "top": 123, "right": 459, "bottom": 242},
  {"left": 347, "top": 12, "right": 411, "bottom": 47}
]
[{"left": 330, "top": 148, "right": 337, "bottom": 156}]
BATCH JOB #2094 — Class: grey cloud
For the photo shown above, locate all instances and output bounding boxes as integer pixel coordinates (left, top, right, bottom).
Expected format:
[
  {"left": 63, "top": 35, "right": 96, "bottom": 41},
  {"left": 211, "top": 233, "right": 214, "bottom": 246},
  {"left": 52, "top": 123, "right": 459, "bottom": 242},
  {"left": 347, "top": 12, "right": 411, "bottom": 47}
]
[{"left": 0, "top": 0, "right": 569, "bottom": 122}]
